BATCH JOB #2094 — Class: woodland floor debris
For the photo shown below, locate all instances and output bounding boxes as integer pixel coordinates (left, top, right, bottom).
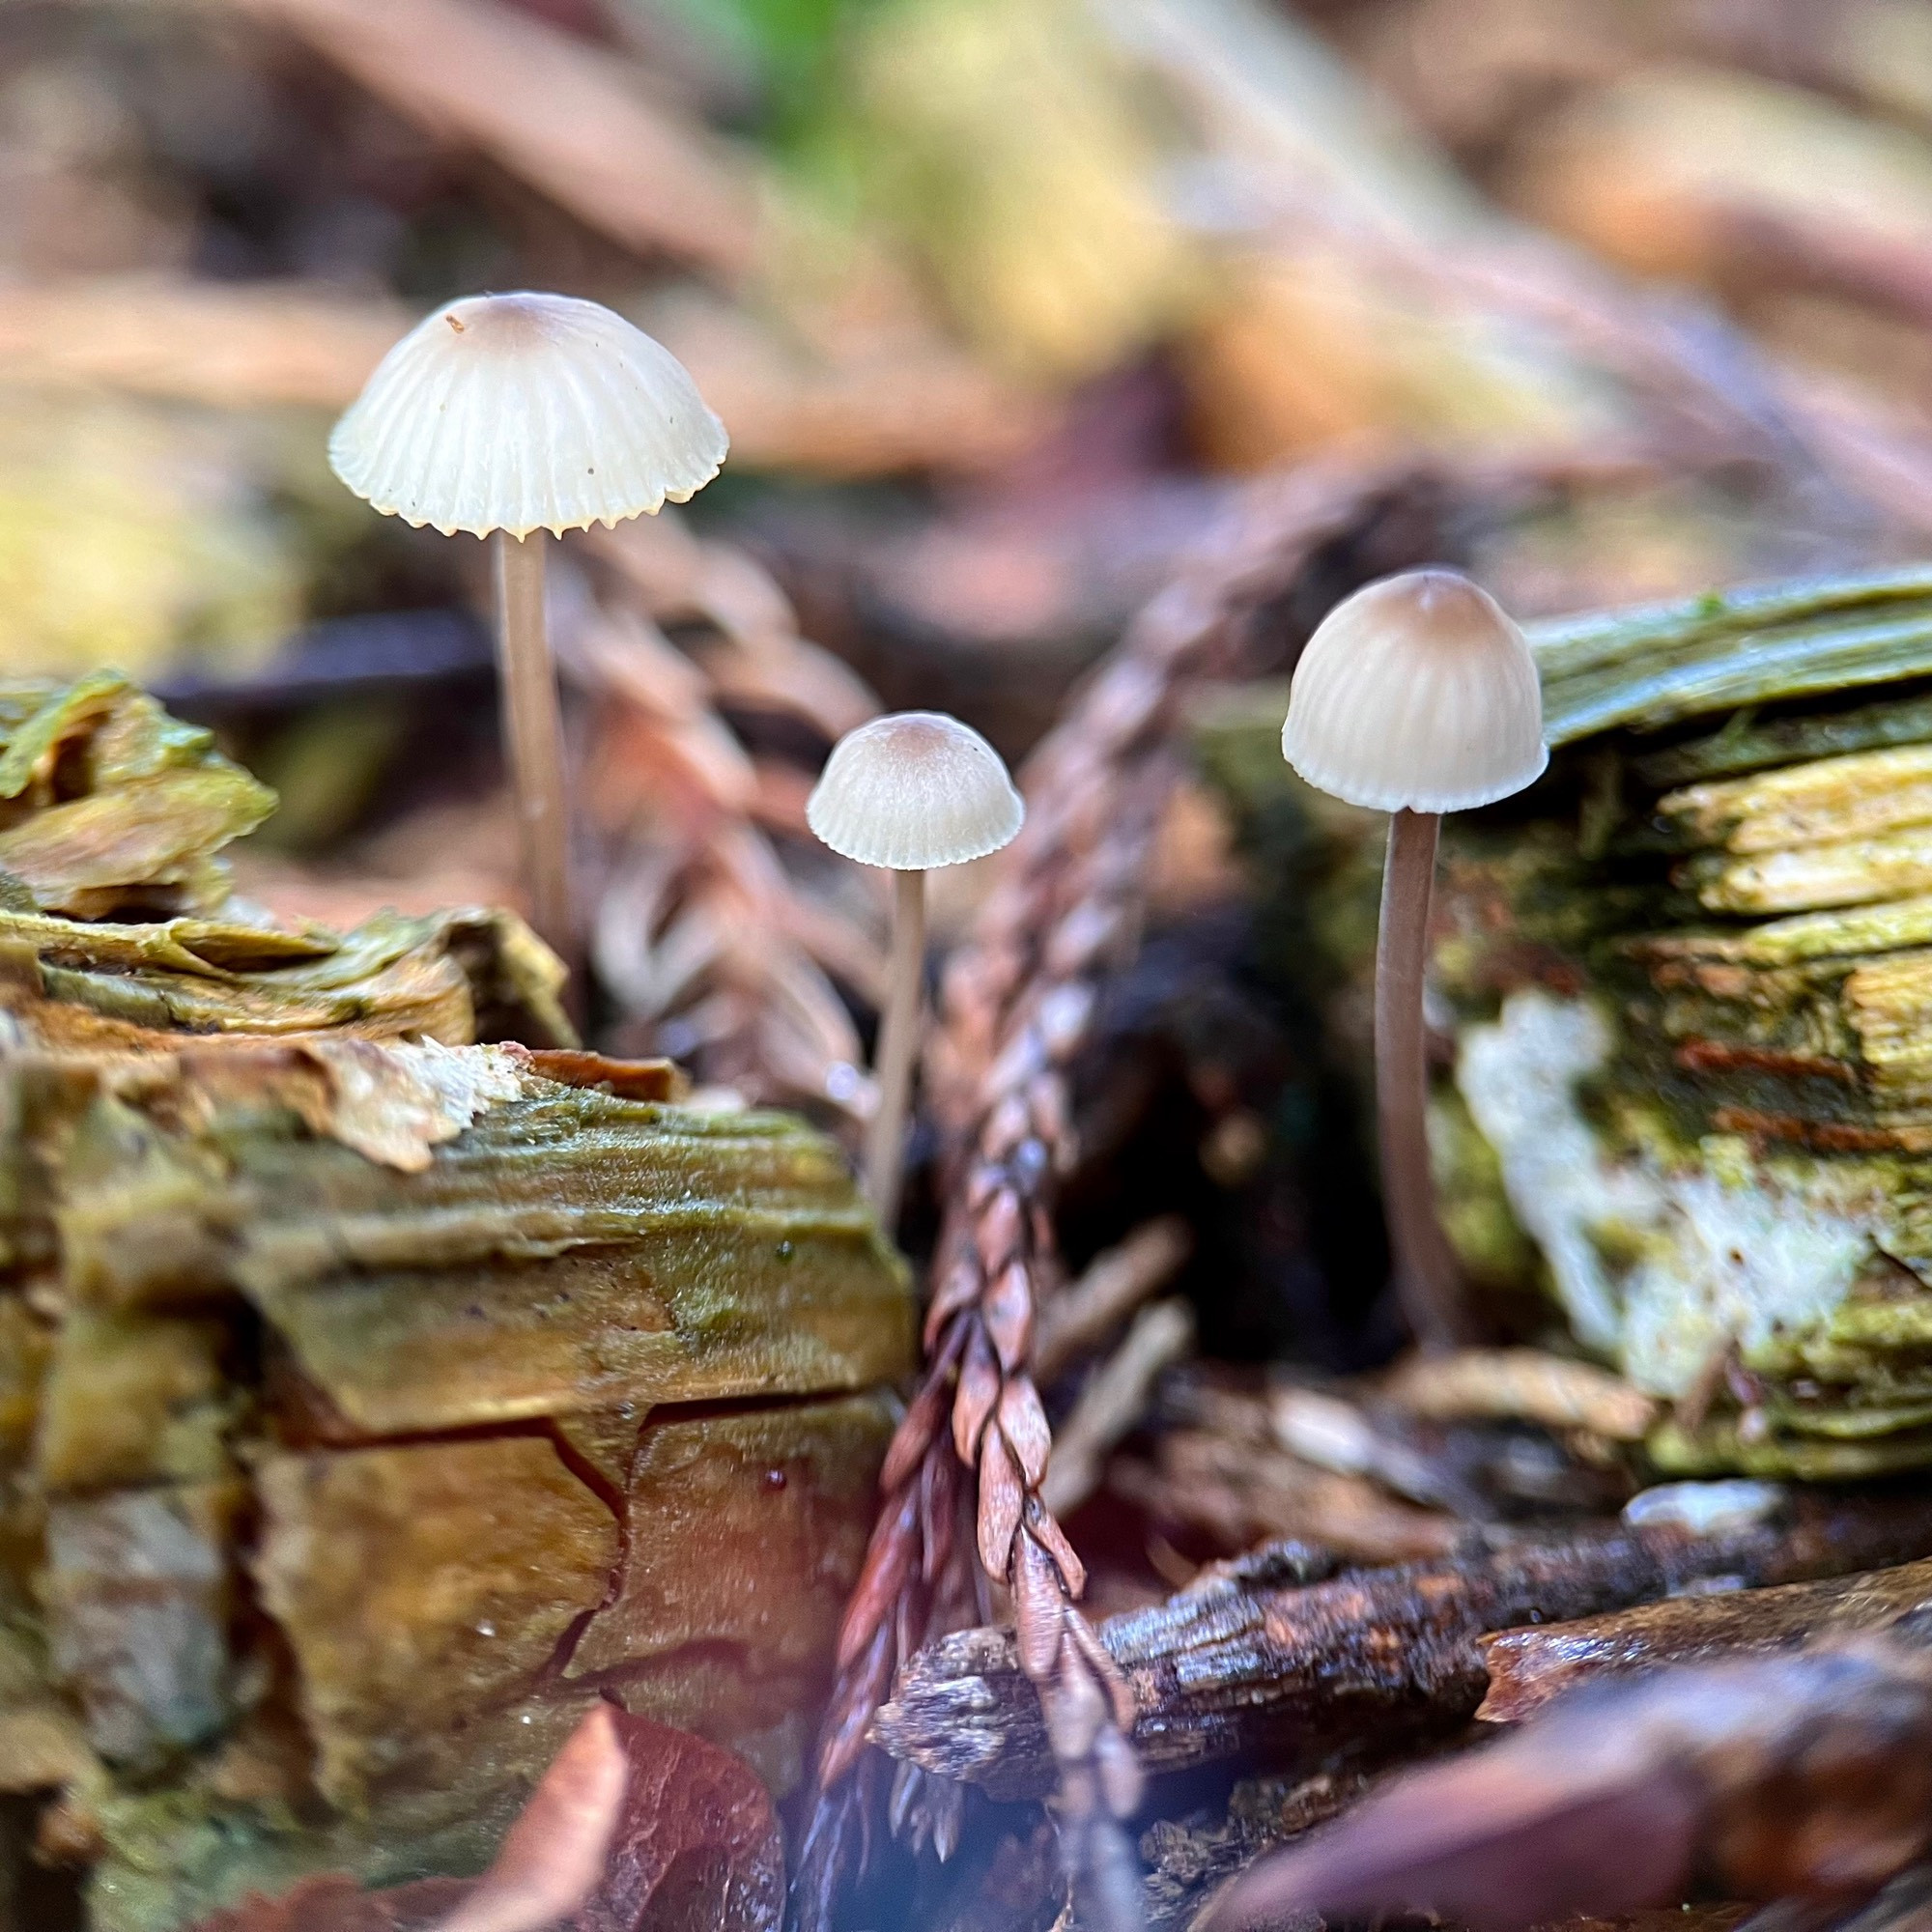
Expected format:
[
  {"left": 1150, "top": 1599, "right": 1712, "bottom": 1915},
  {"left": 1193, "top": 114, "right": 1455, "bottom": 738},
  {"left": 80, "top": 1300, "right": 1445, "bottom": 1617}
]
[
  {"left": 32, "top": 2, "right": 1932, "bottom": 1929},
  {"left": 871, "top": 1488, "right": 1932, "bottom": 1799}
]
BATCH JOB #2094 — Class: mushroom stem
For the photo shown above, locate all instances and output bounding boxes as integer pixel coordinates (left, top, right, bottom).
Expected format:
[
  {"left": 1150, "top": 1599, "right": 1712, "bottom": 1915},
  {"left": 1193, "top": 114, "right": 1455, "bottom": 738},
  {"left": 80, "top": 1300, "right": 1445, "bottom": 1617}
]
[
  {"left": 866, "top": 867, "right": 926, "bottom": 1228},
  {"left": 495, "top": 530, "right": 574, "bottom": 963},
  {"left": 1376, "top": 808, "right": 1469, "bottom": 1353}
]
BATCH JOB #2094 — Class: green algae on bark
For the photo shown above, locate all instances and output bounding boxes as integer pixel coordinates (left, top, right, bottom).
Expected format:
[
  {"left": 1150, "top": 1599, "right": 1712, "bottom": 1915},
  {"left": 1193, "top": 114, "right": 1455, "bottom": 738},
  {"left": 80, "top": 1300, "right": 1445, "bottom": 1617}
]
[
  {"left": 0, "top": 1044, "right": 911, "bottom": 1932},
  {"left": 0, "top": 675, "right": 915, "bottom": 1929},
  {"left": 1195, "top": 569, "right": 1932, "bottom": 1479}
]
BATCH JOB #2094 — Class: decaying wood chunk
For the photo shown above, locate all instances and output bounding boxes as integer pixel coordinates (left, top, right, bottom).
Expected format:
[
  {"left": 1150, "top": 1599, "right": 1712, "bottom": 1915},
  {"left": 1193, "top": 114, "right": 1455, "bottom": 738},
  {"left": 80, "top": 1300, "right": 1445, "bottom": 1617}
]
[
  {"left": 43, "top": 1482, "right": 243, "bottom": 1774},
  {"left": 253, "top": 1439, "right": 618, "bottom": 1808},
  {"left": 872, "top": 1489, "right": 1932, "bottom": 1799},
  {"left": 16, "top": 1058, "right": 909, "bottom": 1926},
  {"left": 564, "top": 1400, "right": 891, "bottom": 1693},
  {"left": 0, "top": 1051, "right": 909, "bottom": 1927}
]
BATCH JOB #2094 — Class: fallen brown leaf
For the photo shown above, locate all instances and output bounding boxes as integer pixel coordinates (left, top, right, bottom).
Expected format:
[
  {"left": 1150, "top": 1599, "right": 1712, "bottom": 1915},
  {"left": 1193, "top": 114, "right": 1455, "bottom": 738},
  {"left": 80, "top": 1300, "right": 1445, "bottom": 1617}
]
[
  {"left": 573, "top": 1709, "right": 784, "bottom": 1932},
  {"left": 1205, "top": 1641, "right": 1932, "bottom": 1932}
]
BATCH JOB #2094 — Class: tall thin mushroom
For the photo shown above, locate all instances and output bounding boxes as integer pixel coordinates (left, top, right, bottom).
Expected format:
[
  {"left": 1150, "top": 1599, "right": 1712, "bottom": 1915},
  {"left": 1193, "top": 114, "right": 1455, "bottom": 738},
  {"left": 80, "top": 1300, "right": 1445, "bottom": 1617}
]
[
  {"left": 329, "top": 291, "right": 727, "bottom": 964},
  {"left": 807, "top": 712, "right": 1024, "bottom": 1226},
  {"left": 1282, "top": 569, "right": 1546, "bottom": 1351}
]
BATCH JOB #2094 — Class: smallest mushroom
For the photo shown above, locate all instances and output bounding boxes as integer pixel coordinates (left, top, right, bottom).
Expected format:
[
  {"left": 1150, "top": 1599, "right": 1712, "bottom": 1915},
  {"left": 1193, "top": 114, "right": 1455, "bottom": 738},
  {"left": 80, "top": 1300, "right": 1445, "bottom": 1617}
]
[
  {"left": 808, "top": 711, "right": 1024, "bottom": 1226},
  {"left": 1282, "top": 568, "right": 1546, "bottom": 1351}
]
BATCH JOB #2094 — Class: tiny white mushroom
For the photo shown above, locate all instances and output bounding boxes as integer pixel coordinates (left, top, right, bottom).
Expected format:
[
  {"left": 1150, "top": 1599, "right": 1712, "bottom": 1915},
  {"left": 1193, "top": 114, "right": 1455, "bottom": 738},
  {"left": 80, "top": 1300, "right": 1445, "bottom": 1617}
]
[
  {"left": 329, "top": 291, "right": 727, "bottom": 964},
  {"left": 1283, "top": 569, "right": 1546, "bottom": 1350},
  {"left": 808, "top": 711, "right": 1024, "bottom": 1224}
]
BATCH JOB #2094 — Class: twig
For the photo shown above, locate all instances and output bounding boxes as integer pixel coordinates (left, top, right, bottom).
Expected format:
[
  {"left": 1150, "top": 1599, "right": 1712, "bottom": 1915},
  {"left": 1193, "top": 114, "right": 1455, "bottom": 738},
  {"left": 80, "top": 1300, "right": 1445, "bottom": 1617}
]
[
  {"left": 1034, "top": 1219, "right": 1193, "bottom": 1387},
  {"left": 870, "top": 1487, "right": 1932, "bottom": 1802},
  {"left": 1039, "top": 1302, "right": 1195, "bottom": 1520}
]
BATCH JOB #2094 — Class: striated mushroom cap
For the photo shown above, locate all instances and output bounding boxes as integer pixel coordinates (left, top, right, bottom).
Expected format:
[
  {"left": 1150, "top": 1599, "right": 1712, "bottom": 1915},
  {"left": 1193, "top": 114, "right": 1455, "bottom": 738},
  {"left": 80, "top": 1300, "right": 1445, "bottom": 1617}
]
[
  {"left": 328, "top": 291, "right": 727, "bottom": 539},
  {"left": 1282, "top": 569, "right": 1548, "bottom": 813},
  {"left": 807, "top": 712, "right": 1024, "bottom": 871}
]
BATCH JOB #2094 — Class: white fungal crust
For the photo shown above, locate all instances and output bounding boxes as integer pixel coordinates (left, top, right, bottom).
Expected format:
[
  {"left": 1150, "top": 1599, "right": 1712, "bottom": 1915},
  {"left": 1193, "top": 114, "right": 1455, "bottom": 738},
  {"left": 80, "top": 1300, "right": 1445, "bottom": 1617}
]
[
  {"left": 1282, "top": 569, "right": 1548, "bottom": 813},
  {"left": 328, "top": 292, "right": 728, "bottom": 538},
  {"left": 807, "top": 711, "right": 1025, "bottom": 871}
]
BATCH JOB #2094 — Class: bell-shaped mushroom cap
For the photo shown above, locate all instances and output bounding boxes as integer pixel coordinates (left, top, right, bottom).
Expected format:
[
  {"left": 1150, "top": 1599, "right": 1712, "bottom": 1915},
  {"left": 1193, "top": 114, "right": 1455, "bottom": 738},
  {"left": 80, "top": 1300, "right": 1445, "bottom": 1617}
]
[
  {"left": 808, "top": 712, "right": 1024, "bottom": 871},
  {"left": 1282, "top": 569, "right": 1547, "bottom": 813},
  {"left": 328, "top": 292, "right": 727, "bottom": 539}
]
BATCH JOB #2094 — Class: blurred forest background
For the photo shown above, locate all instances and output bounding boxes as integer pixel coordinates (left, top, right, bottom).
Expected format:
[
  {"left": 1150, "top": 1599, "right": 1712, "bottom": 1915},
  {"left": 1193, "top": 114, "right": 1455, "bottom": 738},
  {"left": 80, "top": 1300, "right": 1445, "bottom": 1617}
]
[
  {"left": 22, "top": 9, "right": 1932, "bottom": 1926},
  {"left": 11, "top": 0, "right": 1932, "bottom": 1124}
]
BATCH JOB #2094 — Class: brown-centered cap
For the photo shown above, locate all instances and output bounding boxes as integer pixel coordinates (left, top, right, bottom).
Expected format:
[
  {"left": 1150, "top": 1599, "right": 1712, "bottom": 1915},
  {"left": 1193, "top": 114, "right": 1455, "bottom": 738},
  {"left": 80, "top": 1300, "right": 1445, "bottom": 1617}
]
[
  {"left": 1282, "top": 569, "right": 1547, "bottom": 812},
  {"left": 807, "top": 712, "right": 1024, "bottom": 871}
]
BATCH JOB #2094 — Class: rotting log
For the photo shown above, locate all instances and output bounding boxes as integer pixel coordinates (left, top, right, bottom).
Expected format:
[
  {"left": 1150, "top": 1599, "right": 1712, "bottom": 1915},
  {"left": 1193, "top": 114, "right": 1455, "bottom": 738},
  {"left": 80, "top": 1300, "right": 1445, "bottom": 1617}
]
[
  {"left": 0, "top": 674, "right": 916, "bottom": 1931},
  {"left": 3, "top": 1043, "right": 912, "bottom": 1932}
]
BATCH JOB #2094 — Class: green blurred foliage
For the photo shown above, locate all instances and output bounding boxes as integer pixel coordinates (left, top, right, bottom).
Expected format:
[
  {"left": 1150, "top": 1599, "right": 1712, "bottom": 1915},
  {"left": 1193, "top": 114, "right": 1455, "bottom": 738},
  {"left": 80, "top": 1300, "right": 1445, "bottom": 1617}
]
[{"left": 650, "top": 0, "right": 895, "bottom": 131}]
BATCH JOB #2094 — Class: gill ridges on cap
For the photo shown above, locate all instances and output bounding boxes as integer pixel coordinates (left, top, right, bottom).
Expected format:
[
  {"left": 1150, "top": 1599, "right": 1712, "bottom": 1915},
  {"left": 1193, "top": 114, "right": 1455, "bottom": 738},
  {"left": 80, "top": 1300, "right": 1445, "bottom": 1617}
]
[{"left": 328, "top": 291, "right": 727, "bottom": 540}]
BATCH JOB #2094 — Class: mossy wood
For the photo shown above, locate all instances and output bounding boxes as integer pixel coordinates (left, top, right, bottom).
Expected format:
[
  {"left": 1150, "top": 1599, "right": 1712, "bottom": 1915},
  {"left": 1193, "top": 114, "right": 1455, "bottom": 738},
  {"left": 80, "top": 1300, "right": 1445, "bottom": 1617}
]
[
  {"left": 1200, "top": 566, "right": 1932, "bottom": 1480},
  {"left": 0, "top": 677, "right": 914, "bottom": 1930}
]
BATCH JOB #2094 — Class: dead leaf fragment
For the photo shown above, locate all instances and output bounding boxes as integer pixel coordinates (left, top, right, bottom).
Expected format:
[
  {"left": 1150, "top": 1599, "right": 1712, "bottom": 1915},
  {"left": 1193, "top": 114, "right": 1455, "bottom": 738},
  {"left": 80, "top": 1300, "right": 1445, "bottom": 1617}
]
[
  {"left": 186, "top": 1706, "right": 782, "bottom": 1932},
  {"left": 435, "top": 1703, "right": 629, "bottom": 1932},
  {"left": 182, "top": 1038, "right": 526, "bottom": 1173},
  {"left": 573, "top": 1709, "right": 784, "bottom": 1932}
]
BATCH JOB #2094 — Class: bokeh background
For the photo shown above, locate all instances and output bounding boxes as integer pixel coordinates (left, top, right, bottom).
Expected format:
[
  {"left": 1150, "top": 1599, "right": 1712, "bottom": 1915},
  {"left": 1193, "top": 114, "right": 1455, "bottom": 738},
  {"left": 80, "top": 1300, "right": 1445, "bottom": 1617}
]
[{"left": 10, "top": 0, "right": 1932, "bottom": 1123}]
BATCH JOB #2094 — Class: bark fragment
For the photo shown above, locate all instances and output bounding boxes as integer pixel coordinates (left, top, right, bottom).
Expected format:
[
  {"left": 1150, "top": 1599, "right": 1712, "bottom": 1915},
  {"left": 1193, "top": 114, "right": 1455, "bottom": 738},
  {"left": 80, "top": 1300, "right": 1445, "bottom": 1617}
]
[
  {"left": 1480, "top": 1554, "right": 1932, "bottom": 1721},
  {"left": 252, "top": 1439, "right": 619, "bottom": 1809}
]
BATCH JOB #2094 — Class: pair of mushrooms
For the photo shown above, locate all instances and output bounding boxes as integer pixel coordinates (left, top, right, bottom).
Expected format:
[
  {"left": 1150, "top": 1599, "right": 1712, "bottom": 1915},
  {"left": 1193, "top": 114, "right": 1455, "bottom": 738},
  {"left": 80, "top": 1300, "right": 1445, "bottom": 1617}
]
[
  {"left": 803, "top": 574, "right": 1543, "bottom": 1317},
  {"left": 329, "top": 288, "right": 1021, "bottom": 1223},
  {"left": 809, "top": 571, "right": 1545, "bottom": 1312}
]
